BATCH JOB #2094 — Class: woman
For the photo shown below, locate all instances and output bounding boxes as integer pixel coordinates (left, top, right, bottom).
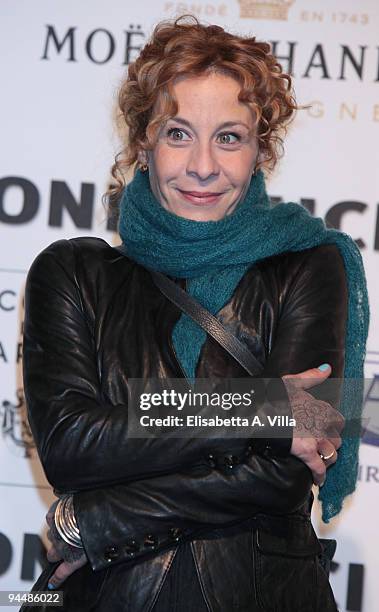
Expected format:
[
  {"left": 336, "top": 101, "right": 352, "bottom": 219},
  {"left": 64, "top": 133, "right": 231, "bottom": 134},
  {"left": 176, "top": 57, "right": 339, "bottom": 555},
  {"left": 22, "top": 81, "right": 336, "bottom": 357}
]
[{"left": 22, "top": 16, "right": 368, "bottom": 612}]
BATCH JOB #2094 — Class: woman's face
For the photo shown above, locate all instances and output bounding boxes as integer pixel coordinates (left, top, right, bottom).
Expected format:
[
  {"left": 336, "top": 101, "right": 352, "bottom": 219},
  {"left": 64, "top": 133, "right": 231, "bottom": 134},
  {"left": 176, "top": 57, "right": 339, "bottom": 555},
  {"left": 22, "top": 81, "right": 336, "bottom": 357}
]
[{"left": 144, "top": 72, "right": 259, "bottom": 222}]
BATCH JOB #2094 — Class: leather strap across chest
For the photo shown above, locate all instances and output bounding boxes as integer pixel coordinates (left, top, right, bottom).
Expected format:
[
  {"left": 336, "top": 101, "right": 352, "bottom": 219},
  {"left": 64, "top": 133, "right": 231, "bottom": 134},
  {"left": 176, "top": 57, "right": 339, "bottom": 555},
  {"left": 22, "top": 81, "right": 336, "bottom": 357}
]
[{"left": 149, "top": 268, "right": 264, "bottom": 378}]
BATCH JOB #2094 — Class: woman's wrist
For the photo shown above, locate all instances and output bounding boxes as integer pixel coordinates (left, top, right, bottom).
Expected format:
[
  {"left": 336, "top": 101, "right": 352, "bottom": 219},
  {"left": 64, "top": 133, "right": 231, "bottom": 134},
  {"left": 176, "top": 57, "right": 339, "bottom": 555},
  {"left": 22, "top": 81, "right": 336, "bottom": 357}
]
[{"left": 54, "top": 495, "right": 83, "bottom": 549}]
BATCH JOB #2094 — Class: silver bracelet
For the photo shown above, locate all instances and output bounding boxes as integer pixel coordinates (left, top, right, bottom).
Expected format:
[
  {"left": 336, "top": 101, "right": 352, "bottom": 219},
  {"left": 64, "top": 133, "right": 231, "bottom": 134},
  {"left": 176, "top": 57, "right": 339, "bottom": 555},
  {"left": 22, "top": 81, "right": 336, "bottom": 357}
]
[
  {"left": 63, "top": 496, "right": 81, "bottom": 540},
  {"left": 54, "top": 496, "right": 83, "bottom": 548},
  {"left": 55, "top": 496, "right": 82, "bottom": 548}
]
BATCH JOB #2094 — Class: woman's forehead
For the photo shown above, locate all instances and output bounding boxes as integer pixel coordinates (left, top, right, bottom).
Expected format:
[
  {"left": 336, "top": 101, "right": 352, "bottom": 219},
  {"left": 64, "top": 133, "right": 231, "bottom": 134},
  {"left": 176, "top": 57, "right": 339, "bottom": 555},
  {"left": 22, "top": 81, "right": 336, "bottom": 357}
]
[{"left": 156, "top": 73, "right": 255, "bottom": 125}]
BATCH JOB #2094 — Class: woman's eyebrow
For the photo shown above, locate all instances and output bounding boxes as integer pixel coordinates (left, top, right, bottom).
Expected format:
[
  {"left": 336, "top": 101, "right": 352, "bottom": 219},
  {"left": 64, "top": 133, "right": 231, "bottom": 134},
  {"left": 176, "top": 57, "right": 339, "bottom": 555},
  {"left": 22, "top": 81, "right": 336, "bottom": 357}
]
[{"left": 168, "top": 116, "right": 251, "bottom": 131}]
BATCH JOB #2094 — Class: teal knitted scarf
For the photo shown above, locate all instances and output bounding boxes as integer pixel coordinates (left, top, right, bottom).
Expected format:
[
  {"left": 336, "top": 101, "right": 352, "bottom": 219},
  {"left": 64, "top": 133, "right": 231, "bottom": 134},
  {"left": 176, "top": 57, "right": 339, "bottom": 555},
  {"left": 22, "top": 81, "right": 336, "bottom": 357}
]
[{"left": 118, "top": 168, "right": 369, "bottom": 523}]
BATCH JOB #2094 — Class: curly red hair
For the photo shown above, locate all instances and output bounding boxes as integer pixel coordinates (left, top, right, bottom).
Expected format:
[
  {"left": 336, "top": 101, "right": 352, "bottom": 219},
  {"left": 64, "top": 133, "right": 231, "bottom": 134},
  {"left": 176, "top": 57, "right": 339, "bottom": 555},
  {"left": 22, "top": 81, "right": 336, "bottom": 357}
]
[{"left": 107, "top": 15, "right": 302, "bottom": 202}]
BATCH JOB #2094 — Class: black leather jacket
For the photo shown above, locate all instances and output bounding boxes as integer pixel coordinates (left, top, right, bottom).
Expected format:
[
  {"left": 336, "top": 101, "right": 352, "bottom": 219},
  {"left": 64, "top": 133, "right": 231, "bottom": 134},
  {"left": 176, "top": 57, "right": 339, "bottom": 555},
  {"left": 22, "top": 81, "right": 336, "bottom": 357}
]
[{"left": 22, "top": 237, "right": 347, "bottom": 611}]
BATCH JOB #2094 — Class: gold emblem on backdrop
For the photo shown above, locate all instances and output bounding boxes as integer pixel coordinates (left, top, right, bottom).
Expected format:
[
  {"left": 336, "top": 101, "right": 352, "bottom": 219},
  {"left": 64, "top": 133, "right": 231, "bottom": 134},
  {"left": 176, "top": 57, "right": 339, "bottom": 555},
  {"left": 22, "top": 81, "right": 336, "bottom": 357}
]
[
  {"left": 238, "top": 0, "right": 294, "bottom": 20},
  {"left": 163, "top": 3, "right": 228, "bottom": 17}
]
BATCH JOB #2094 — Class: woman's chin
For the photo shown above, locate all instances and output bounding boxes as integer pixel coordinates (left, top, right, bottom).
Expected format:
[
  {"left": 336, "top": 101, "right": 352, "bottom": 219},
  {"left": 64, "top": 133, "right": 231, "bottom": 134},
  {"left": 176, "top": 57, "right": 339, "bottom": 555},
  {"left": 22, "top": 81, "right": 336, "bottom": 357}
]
[
  {"left": 170, "top": 205, "right": 227, "bottom": 222},
  {"left": 166, "top": 195, "right": 234, "bottom": 222}
]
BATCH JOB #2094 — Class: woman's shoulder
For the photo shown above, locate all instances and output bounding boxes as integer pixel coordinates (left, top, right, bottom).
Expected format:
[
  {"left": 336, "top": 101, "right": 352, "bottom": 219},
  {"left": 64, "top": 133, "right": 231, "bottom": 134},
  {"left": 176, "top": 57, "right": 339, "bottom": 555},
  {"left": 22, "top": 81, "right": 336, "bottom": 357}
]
[
  {"left": 255, "top": 243, "right": 345, "bottom": 279},
  {"left": 29, "top": 236, "right": 132, "bottom": 265},
  {"left": 26, "top": 236, "right": 135, "bottom": 287},
  {"left": 30, "top": 236, "right": 116, "bottom": 259},
  {"left": 239, "top": 243, "right": 347, "bottom": 305}
]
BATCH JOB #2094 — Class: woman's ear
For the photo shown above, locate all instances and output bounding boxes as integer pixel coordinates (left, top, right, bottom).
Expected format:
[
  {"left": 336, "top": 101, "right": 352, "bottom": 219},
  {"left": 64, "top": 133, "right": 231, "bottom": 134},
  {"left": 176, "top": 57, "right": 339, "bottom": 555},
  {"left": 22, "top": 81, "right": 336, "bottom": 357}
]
[
  {"left": 137, "top": 150, "right": 149, "bottom": 173},
  {"left": 138, "top": 150, "right": 148, "bottom": 165}
]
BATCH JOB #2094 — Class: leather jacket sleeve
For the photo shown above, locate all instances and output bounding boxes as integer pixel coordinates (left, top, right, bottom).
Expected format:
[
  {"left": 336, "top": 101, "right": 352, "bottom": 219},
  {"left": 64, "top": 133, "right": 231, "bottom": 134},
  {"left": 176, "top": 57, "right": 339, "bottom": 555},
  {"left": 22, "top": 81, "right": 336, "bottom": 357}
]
[
  {"left": 258, "top": 243, "right": 348, "bottom": 453},
  {"left": 74, "top": 453, "right": 312, "bottom": 571},
  {"left": 22, "top": 239, "right": 288, "bottom": 493},
  {"left": 73, "top": 244, "right": 348, "bottom": 571},
  {"left": 261, "top": 244, "right": 347, "bottom": 381}
]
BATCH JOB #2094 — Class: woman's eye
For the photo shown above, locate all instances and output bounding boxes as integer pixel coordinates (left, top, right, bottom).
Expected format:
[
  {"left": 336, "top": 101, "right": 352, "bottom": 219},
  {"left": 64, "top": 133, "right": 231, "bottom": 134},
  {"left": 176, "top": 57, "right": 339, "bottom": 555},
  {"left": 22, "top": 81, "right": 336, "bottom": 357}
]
[
  {"left": 167, "top": 128, "right": 190, "bottom": 142},
  {"left": 217, "top": 132, "right": 240, "bottom": 144}
]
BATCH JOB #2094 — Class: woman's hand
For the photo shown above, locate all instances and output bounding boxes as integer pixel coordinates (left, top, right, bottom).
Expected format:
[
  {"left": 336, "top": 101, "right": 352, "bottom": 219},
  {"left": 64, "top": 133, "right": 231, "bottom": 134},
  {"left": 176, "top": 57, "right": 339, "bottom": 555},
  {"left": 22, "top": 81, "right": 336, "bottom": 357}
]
[
  {"left": 45, "top": 500, "right": 88, "bottom": 589},
  {"left": 282, "top": 364, "right": 345, "bottom": 487}
]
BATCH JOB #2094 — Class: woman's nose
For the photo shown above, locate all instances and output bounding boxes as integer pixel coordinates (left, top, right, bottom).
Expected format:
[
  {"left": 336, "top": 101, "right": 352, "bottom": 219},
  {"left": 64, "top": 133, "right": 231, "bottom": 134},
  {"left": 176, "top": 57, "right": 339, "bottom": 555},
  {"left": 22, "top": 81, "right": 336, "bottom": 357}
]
[{"left": 186, "top": 143, "right": 220, "bottom": 180}]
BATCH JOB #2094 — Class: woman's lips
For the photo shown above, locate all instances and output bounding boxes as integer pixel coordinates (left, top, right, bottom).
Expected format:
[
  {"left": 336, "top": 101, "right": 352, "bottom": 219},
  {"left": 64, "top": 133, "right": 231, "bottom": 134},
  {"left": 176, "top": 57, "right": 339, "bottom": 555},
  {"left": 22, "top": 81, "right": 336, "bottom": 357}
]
[{"left": 177, "top": 189, "right": 224, "bottom": 205}]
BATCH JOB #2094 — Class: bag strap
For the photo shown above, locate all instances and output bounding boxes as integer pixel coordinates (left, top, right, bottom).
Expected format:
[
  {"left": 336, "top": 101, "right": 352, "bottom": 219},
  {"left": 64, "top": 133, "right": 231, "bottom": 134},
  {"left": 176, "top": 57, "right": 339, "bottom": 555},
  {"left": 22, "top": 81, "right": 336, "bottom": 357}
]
[{"left": 150, "top": 269, "right": 264, "bottom": 377}]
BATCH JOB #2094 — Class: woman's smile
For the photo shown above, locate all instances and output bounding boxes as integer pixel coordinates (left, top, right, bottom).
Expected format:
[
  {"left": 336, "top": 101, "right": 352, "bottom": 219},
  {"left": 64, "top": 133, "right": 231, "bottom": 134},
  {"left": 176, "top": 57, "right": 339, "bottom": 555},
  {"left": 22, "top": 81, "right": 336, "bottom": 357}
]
[{"left": 176, "top": 188, "right": 225, "bottom": 205}]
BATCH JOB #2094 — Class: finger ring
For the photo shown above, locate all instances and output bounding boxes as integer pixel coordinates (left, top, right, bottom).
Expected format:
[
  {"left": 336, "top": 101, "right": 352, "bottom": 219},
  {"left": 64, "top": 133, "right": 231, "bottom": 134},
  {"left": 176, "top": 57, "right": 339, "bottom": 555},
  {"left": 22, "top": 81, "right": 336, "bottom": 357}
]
[{"left": 319, "top": 449, "right": 336, "bottom": 461}]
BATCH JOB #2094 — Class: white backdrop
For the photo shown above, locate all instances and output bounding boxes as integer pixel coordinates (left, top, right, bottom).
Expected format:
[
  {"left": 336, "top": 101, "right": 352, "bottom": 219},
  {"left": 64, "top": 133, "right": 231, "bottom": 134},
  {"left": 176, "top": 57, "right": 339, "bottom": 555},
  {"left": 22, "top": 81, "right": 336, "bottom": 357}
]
[{"left": 0, "top": 1, "right": 378, "bottom": 610}]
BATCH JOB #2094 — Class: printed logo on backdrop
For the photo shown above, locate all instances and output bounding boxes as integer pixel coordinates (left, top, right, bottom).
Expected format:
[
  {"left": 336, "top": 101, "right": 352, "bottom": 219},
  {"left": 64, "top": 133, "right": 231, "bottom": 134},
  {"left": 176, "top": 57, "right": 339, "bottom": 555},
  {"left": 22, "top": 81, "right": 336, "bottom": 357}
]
[
  {"left": 1, "top": 177, "right": 379, "bottom": 250},
  {"left": 41, "top": 24, "right": 145, "bottom": 65},
  {"left": 362, "top": 352, "right": 379, "bottom": 447},
  {"left": 163, "top": 0, "right": 378, "bottom": 126},
  {"left": 0, "top": 274, "right": 35, "bottom": 459},
  {"left": 331, "top": 561, "right": 364, "bottom": 612},
  {"left": 39, "top": 7, "right": 377, "bottom": 82},
  {"left": 238, "top": 0, "right": 294, "bottom": 20},
  {"left": 1, "top": 388, "right": 35, "bottom": 458}
]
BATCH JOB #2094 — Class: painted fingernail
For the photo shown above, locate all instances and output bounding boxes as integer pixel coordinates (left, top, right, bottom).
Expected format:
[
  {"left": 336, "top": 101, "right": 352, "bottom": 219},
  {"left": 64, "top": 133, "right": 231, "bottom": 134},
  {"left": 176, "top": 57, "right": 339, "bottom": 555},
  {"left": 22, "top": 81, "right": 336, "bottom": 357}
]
[
  {"left": 47, "top": 583, "right": 55, "bottom": 590},
  {"left": 318, "top": 363, "right": 330, "bottom": 372}
]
